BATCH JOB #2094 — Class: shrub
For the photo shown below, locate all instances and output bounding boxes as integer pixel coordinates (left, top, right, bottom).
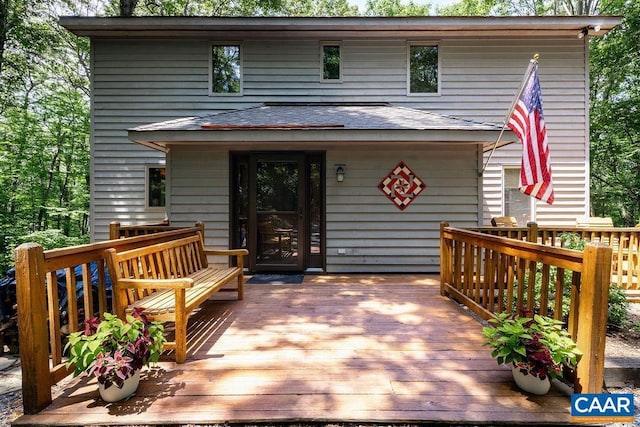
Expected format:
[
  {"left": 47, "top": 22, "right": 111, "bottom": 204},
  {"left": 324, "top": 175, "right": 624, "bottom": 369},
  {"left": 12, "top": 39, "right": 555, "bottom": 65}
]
[{"left": 608, "top": 285, "right": 628, "bottom": 328}]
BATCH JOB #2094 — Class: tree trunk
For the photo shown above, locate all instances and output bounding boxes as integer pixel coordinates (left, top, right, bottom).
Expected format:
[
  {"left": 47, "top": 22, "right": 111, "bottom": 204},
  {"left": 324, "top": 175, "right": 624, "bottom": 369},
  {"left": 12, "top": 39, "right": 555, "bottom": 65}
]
[
  {"left": 0, "top": 0, "right": 9, "bottom": 76},
  {"left": 119, "top": 0, "right": 139, "bottom": 16}
]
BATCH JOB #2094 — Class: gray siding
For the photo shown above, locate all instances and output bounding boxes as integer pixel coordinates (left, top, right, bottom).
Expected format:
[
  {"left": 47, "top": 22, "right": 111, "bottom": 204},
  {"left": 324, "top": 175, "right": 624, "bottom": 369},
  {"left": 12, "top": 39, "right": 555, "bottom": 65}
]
[
  {"left": 91, "top": 36, "right": 589, "bottom": 269},
  {"left": 326, "top": 148, "right": 479, "bottom": 273}
]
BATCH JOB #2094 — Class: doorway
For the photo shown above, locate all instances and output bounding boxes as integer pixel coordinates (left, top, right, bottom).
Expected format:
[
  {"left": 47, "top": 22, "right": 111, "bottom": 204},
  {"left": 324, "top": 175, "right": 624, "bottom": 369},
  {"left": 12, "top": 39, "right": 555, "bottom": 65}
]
[{"left": 231, "top": 152, "right": 324, "bottom": 272}]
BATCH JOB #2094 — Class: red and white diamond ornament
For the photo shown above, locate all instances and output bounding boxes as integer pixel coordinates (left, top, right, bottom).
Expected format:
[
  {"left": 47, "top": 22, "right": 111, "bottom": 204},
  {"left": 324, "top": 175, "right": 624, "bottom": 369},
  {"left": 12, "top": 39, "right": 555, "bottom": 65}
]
[{"left": 378, "top": 161, "right": 426, "bottom": 211}]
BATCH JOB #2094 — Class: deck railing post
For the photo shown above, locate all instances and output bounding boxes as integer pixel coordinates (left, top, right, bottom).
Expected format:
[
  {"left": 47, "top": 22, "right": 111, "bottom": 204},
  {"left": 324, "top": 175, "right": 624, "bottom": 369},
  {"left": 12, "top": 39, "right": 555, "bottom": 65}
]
[
  {"left": 109, "top": 221, "right": 121, "bottom": 240},
  {"left": 526, "top": 221, "right": 538, "bottom": 243},
  {"left": 575, "top": 242, "right": 612, "bottom": 393},
  {"left": 440, "top": 222, "right": 451, "bottom": 296},
  {"left": 196, "top": 221, "right": 205, "bottom": 240},
  {"left": 15, "top": 243, "right": 52, "bottom": 413}
]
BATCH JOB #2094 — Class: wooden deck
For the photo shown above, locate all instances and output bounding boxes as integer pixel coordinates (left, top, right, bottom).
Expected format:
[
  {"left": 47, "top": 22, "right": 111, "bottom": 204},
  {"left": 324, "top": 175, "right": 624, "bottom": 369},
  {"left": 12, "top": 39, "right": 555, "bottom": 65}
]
[{"left": 14, "top": 275, "right": 572, "bottom": 426}]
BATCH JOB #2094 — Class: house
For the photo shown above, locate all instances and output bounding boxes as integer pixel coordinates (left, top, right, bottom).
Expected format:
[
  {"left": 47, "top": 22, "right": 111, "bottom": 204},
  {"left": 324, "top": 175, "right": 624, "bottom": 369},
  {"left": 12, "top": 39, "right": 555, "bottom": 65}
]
[{"left": 60, "top": 16, "right": 620, "bottom": 274}]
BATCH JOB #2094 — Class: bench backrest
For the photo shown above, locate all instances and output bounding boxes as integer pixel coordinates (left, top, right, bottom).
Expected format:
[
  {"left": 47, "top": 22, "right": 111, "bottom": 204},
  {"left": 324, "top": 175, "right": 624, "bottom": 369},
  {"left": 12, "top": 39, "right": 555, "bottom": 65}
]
[
  {"left": 576, "top": 216, "right": 614, "bottom": 228},
  {"left": 106, "top": 233, "right": 208, "bottom": 310},
  {"left": 490, "top": 216, "right": 519, "bottom": 227}
]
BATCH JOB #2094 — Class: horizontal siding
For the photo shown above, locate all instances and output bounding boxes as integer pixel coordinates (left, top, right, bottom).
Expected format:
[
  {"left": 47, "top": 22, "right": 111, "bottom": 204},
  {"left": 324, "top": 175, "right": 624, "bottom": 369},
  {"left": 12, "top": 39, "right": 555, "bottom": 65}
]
[
  {"left": 326, "top": 148, "right": 478, "bottom": 273},
  {"left": 91, "top": 35, "right": 589, "bottom": 267},
  {"left": 168, "top": 149, "right": 230, "bottom": 246}
]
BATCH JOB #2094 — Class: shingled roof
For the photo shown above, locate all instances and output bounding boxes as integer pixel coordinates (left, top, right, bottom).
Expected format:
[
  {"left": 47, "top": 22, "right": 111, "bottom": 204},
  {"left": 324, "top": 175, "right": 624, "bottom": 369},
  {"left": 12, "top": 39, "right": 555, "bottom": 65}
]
[{"left": 129, "top": 103, "right": 515, "bottom": 152}]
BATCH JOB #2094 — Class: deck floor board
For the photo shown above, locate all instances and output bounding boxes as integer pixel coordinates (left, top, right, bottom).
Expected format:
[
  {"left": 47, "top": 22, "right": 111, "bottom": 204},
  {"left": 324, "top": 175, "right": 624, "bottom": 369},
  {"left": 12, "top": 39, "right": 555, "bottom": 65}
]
[{"left": 14, "top": 275, "right": 573, "bottom": 425}]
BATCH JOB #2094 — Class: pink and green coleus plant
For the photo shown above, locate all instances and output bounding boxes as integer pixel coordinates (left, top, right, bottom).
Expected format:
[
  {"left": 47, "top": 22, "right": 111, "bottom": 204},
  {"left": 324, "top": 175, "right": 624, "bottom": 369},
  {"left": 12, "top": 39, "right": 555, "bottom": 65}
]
[
  {"left": 66, "top": 308, "right": 165, "bottom": 389},
  {"left": 482, "top": 308, "right": 582, "bottom": 381}
]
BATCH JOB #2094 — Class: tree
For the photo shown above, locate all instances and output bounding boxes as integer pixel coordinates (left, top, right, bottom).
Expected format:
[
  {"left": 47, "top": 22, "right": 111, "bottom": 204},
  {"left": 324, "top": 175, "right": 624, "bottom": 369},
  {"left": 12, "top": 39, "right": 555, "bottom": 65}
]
[
  {"left": 589, "top": 0, "right": 640, "bottom": 225},
  {"left": 0, "top": 0, "right": 91, "bottom": 272},
  {"left": 436, "top": 0, "right": 496, "bottom": 15},
  {"left": 365, "top": 0, "right": 432, "bottom": 16}
]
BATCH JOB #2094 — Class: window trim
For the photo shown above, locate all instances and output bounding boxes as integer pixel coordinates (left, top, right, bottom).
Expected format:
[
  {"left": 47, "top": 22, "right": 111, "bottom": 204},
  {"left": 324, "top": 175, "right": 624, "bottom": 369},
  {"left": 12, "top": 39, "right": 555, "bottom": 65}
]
[
  {"left": 208, "top": 42, "right": 243, "bottom": 97},
  {"left": 406, "top": 42, "right": 440, "bottom": 96},
  {"left": 502, "top": 165, "right": 535, "bottom": 223},
  {"left": 320, "top": 41, "right": 343, "bottom": 83},
  {"left": 145, "top": 164, "right": 166, "bottom": 212}
]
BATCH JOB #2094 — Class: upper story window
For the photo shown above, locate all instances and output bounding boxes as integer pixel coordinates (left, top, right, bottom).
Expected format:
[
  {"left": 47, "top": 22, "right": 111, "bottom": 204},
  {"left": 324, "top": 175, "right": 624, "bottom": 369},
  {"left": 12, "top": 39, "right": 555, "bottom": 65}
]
[
  {"left": 503, "top": 166, "right": 533, "bottom": 226},
  {"left": 321, "top": 42, "right": 342, "bottom": 82},
  {"left": 147, "top": 166, "right": 166, "bottom": 209},
  {"left": 408, "top": 43, "right": 439, "bottom": 95},
  {"left": 210, "top": 43, "right": 242, "bottom": 95}
]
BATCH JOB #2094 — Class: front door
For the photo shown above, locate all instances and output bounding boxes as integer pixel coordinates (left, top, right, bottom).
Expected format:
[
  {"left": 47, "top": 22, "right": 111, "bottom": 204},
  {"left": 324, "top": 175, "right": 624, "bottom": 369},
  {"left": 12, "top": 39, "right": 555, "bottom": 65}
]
[
  {"left": 231, "top": 152, "right": 324, "bottom": 273},
  {"left": 250, "top": 154, "right": 304, "bottom": 271}
]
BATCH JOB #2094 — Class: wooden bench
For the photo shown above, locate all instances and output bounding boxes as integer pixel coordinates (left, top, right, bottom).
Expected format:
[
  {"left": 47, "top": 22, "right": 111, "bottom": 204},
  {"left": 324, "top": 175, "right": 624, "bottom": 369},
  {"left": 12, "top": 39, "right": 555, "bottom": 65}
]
[
  {"left": 576, "top": 216, "right": 614, "bottom": 228},
  {"left": 491, "top": 216, "right": 519, "bottom": 227},
  {"left": 105, "top": 233, "right": 248, "bottom": 363}
]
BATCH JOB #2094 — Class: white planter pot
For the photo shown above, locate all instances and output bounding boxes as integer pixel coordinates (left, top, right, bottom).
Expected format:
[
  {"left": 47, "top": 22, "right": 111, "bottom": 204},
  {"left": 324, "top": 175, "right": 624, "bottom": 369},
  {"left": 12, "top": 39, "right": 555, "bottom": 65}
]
[
  {"left": 511, "top": 363, "right": 551, "bottom": 395},
  {"left": 98, "top": 369, "right": 141, "bottom": 403}
]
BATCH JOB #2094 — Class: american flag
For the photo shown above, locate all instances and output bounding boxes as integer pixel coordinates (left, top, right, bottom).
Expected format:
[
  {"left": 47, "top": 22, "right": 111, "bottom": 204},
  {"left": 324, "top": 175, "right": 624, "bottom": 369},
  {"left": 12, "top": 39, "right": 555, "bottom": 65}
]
[{"left": 507, "top": 63, "right": 554, "bottom": 204}]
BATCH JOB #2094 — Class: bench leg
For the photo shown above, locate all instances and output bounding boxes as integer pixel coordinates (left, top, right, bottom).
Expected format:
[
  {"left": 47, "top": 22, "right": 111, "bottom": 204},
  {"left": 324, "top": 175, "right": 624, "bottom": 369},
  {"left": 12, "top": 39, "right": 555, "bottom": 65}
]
[
  {"left": 175, "top": 315, "right": 187, "bottom": 364},
  {"left": 175, "top": 289, "right": 187, "bottom": 364},
  {"left": 237, "top": 274, "right": 244, "bottom": 301}
]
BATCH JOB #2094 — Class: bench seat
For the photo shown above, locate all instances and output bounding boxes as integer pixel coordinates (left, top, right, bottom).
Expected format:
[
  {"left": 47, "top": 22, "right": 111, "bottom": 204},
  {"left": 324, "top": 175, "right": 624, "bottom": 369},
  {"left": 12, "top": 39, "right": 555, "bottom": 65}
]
[{"left": 105, "top": 232, "right": 248, "bottom": 363}]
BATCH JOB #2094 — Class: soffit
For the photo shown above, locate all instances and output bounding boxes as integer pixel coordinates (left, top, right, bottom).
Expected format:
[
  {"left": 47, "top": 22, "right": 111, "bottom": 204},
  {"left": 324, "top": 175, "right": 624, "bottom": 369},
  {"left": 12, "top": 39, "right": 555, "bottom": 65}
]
[{"left": 60, "top": 16, "right": 622, "bottom": 39}]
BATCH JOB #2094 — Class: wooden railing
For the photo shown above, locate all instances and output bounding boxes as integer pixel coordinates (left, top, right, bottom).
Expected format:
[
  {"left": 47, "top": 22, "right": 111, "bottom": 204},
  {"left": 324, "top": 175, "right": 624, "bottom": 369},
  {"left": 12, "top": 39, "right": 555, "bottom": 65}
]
[
  {"left": 109, "top": 220, "right": 204, "bottom": 240},
  {"left": 472, "top": 223, "right": 640, "bottom": 298},
  {"left": 15, "top": 226, "right": 204, "bottom": 414},
  {"left": 441, "top": 223, "right": 612, "bottom": 393}
]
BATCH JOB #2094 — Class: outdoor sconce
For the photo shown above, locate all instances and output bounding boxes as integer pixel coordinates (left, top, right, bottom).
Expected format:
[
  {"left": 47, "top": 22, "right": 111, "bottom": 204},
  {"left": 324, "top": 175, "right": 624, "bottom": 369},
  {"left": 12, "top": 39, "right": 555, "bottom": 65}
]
[
  {"left": 336, "top": 165, "right": 345, "bottom": 183},
  {"left": 577, "top": 27, "right": 589, "bottom": 39},
  {"left": 578, "top": 25, "right": 599, "bottom": 39}
]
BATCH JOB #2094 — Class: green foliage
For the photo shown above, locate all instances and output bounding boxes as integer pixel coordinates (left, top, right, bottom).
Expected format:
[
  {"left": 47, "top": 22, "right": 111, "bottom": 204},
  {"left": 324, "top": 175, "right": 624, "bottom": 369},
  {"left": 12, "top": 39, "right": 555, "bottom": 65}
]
[
  {"left": 65, "top": 310, "right": 166, "bottom": 389},
  {"left": 365, "top": 0, "right": 431, "bottom": 16},
  {"left": 436, "top": 0, "right": 496, "bottom": 15},
  {"left": 103, "top": 0, "right": 359, "bottom": 17},
  {"left": 590, "top": 0, "right": 640, "bottom": 225},
  {"left": 559, "top": 232, "right": 586, "bottom": 251},
  {"left": 0, "top": 0, "right": 90, "bottom": 274},
  {"left": 15, "top": 229, "right": 88, "bottom": 250},
  {"left": 483, "top": 310, "right": 582, "bottom": 380},
  {"left": 608, "top": 285, "right": 629, "bottom": 328}
]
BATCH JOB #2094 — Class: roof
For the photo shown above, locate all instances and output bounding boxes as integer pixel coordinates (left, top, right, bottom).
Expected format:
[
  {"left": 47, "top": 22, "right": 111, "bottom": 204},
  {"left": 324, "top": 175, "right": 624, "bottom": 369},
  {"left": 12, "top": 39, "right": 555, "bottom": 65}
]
[
  {"left": 128, "top": 103, "right": 516, "bottom": 152},
  {"left": 59, "top": 15, "right": 621, "bottom": 39}
]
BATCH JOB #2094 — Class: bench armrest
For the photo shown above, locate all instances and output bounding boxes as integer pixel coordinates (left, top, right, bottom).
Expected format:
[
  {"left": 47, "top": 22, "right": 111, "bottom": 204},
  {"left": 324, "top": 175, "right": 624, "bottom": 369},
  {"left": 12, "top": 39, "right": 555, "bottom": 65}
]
[
  {"left": 118, "top": 278, "right": 195, "bottom": 289},
  {"left": 203, "top": 248, "right": 249, "bottom": 257}
]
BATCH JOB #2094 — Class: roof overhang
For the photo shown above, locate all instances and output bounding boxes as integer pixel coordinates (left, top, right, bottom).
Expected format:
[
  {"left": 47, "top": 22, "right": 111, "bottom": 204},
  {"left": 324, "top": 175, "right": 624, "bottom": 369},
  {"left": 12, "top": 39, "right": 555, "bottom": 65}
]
[
  {"left": 60, "top": 16, "right": 621, "bottom": 39},
  {"left": 128, "top": 103, "right": 516, "bottom": 152}
]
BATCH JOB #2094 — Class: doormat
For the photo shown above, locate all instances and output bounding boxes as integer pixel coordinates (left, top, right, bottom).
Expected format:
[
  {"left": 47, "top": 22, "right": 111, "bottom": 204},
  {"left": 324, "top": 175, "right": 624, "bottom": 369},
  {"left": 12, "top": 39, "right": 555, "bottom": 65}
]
[{"left": 247, "top": 274, "right": 304, "bottom": 285}]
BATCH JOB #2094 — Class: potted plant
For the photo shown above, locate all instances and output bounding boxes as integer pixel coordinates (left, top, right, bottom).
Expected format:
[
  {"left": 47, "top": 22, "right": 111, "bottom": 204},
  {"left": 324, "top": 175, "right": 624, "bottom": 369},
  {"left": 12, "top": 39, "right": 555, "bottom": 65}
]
[
  {"left": 482, "top": 308, "right": 582, "bottom": 395},
  {"left": 65, "top": 308, "right": 166, "bottom": 402}
]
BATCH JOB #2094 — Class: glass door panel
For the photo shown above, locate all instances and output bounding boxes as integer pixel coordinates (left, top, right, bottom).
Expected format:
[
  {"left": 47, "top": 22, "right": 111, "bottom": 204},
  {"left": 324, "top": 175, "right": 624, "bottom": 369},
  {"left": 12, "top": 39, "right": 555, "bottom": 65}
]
[{"left": 252, "top": 156, "right": 304, "bottom": 271}]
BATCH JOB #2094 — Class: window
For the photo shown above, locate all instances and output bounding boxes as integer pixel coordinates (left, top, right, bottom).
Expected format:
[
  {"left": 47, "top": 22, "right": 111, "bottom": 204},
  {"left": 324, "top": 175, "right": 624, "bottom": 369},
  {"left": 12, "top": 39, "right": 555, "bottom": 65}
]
[
  {"left": 321, "top": 42, "right": 341, "bottom": 82},
  {"left": 503, "top": 167, "right": 533, "bottom": 225},
  {"left": 408, "top": 44, "right": 439, "bottom": 94},
  {"left": 210, "top": 44, "right": 241, "bottom": 95},
  {"left": 147, "top": 166, "right": 166, "bottom": 208}
]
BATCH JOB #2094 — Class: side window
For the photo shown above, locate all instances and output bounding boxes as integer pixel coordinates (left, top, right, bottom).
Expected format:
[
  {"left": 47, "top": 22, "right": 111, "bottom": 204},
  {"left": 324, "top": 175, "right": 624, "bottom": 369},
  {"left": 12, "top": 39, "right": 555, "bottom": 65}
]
[
  {"left": 503, "top": 167, "right": 532, "bottom": 225},
  {"left": 147, "top": 166, "right": 166, "bottom": 209},
  {"left": 321, "top": 42, "right": 342, "bottom": 82},
  {"left": 210, "top": 44, "right": 242, "bottom": 95},
  {"left": 408, "top": 43, "right": 439, "bottom": 94}
]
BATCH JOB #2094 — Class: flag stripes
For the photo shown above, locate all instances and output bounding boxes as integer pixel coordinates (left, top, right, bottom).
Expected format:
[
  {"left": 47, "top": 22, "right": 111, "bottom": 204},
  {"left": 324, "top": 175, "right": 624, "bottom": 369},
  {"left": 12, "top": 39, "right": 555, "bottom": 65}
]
[{"left": 508, "top": 64, "right": 554, "bottom": 205}]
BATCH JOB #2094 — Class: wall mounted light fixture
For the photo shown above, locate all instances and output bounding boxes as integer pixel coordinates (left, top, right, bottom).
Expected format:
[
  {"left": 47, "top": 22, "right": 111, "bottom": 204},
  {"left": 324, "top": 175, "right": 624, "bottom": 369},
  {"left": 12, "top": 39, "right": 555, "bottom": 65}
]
[
  {"left": 335, "top": 165, "right": 345, "bottom": 182},
  {"left": 578, "top": 25, "right": 602, "bottom": 39},
  {"left": 578, "top": 27, "right": 589, "bottom": 39}
]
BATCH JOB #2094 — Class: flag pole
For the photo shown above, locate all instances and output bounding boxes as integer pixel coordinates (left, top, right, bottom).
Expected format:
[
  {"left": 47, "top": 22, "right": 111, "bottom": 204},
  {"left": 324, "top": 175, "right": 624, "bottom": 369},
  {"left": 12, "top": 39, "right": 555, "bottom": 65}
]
[{"left": 479, "top": 54, "right": 539, "bottom": 176}]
